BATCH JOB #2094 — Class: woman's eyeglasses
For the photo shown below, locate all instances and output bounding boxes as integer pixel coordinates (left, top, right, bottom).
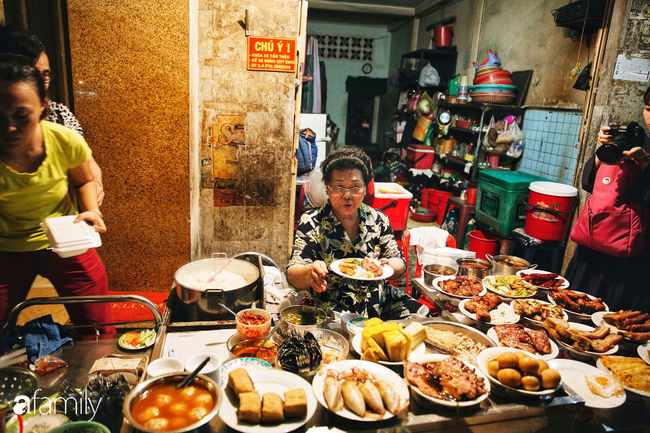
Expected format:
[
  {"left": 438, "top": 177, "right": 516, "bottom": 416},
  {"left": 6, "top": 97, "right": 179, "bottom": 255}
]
[{"left": 327, "top": 186, "right": 366, "bottom": 196}]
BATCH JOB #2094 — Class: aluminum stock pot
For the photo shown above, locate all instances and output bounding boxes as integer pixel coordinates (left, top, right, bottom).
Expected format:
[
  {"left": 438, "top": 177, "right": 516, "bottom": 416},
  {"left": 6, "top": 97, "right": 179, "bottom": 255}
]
[
  {"left": 456, "top": 258, "right": 492, "bottom": 279},
  {"left": 174, "top": 257, "right": 259, "bottom": 315},
  {"left": 486, "top": 254, "right": 535, "bottom": 275}
]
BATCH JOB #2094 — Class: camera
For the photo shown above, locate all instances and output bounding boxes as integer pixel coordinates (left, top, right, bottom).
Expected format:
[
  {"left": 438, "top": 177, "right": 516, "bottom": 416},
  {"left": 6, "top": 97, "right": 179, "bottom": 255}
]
[{"left": 596, "top": 121, "right": 646, "bottom": 164}]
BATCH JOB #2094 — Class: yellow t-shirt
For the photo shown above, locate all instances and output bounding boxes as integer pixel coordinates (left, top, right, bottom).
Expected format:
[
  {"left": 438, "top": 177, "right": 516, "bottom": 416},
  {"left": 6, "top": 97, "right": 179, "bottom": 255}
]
[{"left": 0, "top": 121, "right": 91, "bottom": 252}]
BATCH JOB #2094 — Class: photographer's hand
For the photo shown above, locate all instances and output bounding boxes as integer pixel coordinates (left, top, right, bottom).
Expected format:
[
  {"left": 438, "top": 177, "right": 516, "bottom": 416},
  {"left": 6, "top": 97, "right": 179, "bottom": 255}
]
[
  {"left": 594, "top": 126, "right": 612, "bottom": 169},
  {"left": 621, "top": 147, "right": 650, "bottom": 170}
]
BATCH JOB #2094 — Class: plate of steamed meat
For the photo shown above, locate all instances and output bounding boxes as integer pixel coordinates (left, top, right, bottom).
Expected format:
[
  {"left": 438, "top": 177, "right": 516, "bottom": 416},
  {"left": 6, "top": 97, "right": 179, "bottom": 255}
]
[
  {"left": 458, "top": 293, "right": 520, "bottom": 325},
  {"left": 511, "top": 299, "right": 568, "bottom": 326},
  {"left": 591, "top": 310, "right": 650, "bottom": 343},
  {"left": 547, "top": 288, "right": 608, "bottom": 318},
  {"left": 543, "top": 318, "right": 621, "bottom": 358},
  {"left": 433, "top": 276, "right": 486, "bottom": 300},
  {"left": 312, "top": 360, "right": 409, "bottom": 421},
  {"left": 487, "top": 324, "right": 559, "bottom": 360},
  {"left": 330, "top": 258, "right": 393, "bottom": 281},
  {"left": 404, "top": 355, "right": 490, "bottom": 408}
]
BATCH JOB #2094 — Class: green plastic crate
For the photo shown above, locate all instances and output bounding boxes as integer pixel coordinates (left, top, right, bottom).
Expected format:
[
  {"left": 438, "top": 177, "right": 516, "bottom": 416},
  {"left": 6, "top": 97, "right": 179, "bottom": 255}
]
[{"left": 476, "top": 171, "right": 548, "bottom": 236}]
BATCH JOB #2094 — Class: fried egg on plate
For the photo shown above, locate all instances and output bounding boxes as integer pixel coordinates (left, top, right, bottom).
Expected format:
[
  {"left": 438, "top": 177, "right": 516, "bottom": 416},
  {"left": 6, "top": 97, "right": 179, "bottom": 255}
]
[{"left": 585, "top": 374, "right": 625, "bottom": 398}]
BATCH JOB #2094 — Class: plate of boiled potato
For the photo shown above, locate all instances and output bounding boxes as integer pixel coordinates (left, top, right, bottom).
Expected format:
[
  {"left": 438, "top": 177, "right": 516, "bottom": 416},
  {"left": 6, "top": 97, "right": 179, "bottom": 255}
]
[{"left": 477, "top": 347, "right": 562, "bottom": 397}]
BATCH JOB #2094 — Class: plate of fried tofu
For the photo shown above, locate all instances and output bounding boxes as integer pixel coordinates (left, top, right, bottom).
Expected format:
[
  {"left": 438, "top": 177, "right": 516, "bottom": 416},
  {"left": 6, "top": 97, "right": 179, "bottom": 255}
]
[{"left": 221, "top": 367, "right": 317, "bottom": 433}]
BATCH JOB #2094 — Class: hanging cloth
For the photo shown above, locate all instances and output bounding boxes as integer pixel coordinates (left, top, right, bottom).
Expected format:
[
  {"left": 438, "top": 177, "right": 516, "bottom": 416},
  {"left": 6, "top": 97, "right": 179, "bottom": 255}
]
[
  {"left": 308, "top": 37, "right": 322, "bottom": 113},
  {"left": 301, "top": 36, "right": 315, "bottom": 113}
]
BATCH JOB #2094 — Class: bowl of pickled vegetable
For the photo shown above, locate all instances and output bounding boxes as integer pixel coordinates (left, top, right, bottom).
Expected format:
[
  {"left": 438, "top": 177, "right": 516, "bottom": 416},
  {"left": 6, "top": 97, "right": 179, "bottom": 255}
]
[{"left": 235, "top": 308, "right": 272, "bottom": 340}]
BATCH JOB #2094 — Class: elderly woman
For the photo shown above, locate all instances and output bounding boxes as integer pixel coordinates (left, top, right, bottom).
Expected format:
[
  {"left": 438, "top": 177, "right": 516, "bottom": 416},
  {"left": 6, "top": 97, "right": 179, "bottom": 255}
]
[
  {"left": 287, "top": 147, "right": 427, "bottom": 319},
  {"left": 0, "top": 57, "right": 112, "bottom": 332}
]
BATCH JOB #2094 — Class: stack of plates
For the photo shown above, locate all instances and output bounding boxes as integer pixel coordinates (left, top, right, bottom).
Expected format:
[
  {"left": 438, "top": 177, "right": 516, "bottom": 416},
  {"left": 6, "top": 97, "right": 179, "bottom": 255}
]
[{"left": 471, "top": 63, "right": 516, "bottom": 104}]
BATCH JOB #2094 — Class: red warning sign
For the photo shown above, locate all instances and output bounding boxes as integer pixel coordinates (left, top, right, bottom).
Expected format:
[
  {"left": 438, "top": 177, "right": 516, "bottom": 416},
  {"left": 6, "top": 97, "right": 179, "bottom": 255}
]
[{"left": 247, "top": 37, "right": 297, "bottom": 73}]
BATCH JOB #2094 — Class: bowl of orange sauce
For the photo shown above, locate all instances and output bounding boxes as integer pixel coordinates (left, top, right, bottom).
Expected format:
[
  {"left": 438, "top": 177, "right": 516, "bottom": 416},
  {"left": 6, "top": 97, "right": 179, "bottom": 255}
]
[{"left": 226, "top": 333, "right": 278, "bottom": 366}]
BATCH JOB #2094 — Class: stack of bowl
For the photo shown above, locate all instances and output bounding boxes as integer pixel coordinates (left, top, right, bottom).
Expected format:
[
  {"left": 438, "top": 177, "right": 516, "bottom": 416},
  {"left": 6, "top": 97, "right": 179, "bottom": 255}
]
[{"left": 470, "top": 55, "right": 516, "bottom": 104}]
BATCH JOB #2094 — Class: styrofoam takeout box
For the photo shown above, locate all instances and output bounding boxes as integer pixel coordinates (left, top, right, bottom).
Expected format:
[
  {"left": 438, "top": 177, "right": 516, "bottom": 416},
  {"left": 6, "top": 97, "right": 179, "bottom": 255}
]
[{"left": 40, "top": 215, "right": 102, "bottom": 258}]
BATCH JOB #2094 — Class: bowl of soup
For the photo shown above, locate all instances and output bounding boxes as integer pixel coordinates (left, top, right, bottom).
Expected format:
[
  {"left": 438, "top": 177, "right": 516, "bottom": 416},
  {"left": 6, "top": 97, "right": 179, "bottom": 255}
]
[
  {"left": 226, "top": 333, "right": 278, "bottom": 366},
  {"left": 279, "top": 305, "right": 328, "bottom": 336},
  {"left": 123, "top": 373, "right": 221, "bottom": 432}
]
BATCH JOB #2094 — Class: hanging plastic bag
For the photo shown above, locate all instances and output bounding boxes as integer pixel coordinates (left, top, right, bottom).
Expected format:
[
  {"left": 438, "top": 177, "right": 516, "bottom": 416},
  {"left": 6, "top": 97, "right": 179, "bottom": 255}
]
[
  {"left": 417, "top": 92, "right": 434, "bottom": 116},
  {"left": 419, "top": 63, "right": 440, "bottom": 87},
  {"left": 506, "top": 121, "right": 525, "bottom": 158},
  {"left": 482, "top": 116, "right": 499, "bottom": 152}
]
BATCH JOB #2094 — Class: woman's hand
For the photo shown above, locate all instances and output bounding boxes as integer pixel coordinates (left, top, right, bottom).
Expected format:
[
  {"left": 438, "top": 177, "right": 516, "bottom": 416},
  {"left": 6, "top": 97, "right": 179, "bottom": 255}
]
[
  {"left": 310, "top": 261, "right": 329, "bottom": 293},
  {"left": 75, "top": 211, "right": 106, "bottom": 234},
  {"left": 597, "top": 126, "right": 611, "bottom": 146}
]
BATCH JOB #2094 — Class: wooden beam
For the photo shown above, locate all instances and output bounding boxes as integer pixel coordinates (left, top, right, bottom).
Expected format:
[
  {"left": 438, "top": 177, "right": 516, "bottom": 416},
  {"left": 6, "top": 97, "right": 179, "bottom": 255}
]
[
  {"left": 425, "top": 16, "right": 455, "bottom": 31},
  {"left": 308, "top": 0, "right": 414, "bottom": 17}
]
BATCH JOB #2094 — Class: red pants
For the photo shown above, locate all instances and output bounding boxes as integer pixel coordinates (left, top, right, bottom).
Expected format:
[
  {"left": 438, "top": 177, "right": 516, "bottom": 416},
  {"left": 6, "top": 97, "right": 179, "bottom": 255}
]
[{"left": 0, "top": 248, "right": 115, "bottom": 334}]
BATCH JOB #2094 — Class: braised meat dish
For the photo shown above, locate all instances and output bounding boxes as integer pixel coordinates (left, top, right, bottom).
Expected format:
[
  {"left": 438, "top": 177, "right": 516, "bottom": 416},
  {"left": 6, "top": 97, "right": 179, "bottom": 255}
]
[
  {"left": 511, "top": 299, "right": 564, "bottom": 322},
  {"left": 465, "top": 292, "right": 501, "bottom": 322},
  {"left": 549, "top": 288, "right": 606, "bottom": 314},
  {"left": 520, "top": 272, "right": 563, "bottom": 289},
  {"left": 603, "top": 310, "right": 650, "bottom": 342},
  {"left": 494, "top": 324, "right": 552, "bottom": 354},
  {"left": 403, "top": 358, "right": 487, "bottom": 402},
  {"left": 438, "top": 277, "right": 483, "bottom": 297}
]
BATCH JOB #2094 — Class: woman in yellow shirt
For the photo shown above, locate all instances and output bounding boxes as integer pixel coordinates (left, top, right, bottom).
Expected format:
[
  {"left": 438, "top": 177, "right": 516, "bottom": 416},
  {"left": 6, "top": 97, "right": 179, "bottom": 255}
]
[{"left": 0, "top": 57, "right": 112, "bottom": 332}]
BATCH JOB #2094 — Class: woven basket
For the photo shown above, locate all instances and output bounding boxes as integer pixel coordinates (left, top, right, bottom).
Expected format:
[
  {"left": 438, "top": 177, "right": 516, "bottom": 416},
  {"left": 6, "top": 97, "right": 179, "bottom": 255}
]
[{"left": 471, "top": 94, "right": 515, "bottom": 104}]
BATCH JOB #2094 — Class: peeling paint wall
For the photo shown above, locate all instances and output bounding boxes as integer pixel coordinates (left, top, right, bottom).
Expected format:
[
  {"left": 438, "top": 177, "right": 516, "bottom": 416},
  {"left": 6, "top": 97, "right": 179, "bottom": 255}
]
[{"left": 193, "top": 0, "right": 302, "bottom": 266}]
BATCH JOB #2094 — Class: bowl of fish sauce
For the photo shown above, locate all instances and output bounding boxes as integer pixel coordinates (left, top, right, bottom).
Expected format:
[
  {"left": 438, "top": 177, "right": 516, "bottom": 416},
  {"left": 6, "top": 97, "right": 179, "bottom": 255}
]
[
  {"left": 236, "top": 308, "right": 271, "bottom": 340},
  {"left": 280, "top": 305, "right": 328, "bottom": 336}
]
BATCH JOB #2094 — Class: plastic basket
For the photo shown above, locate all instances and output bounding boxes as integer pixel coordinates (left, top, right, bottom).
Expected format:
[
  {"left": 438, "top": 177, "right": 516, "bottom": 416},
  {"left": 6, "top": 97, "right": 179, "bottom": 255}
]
[
  {"left": 0, "top": 367, "right": 40, "bottom": 410},
  {"left": 552, "top": 0, "right": 606, "bottom": 25}
]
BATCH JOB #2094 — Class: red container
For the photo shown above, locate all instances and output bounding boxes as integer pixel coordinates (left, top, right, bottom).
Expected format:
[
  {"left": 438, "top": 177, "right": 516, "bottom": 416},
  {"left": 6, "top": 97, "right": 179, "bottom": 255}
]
[
  {"left": 474, "top": 71, "right": 512, "bottom": 84},
  {"left": 434, "top": 26, "right": 453, "bottom": 48},
  {"left": 372, "top": 182, "right": 414, "bottom": 232},
  {"left": 437, "top": 195, "right": 452, "bottom": 225},
  {"left": 420, "top": 188, "right": 436, "bottom": 209},
  {"left": 406, "top": 145, "right": 435, "bottom": 169},
  {"left": 468, "top": 230, "right": 500, "bottom": 260},
  {"left": 466, "top": 188, "right": 477, "bottom": 205},
  {"left": 524, "top": 181, "right": 578, "bottom": 241},
  {"left": 426, "top": 190, "right": 453, "bottom": 223},
  {"left": 410, "top": 209, "right": 437, "bottom": 223}
]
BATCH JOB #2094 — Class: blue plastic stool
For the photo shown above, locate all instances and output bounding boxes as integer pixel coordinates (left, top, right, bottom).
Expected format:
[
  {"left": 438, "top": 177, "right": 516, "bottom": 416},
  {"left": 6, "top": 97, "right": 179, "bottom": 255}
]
[{"left": 509, "top": 241, "right": 562, "bottom": 273}]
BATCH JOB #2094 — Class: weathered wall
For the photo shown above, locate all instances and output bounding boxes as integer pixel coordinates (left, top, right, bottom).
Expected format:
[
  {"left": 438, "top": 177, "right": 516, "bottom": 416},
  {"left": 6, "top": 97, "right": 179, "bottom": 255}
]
[
  {"left": 306, "top": 22, "right": 391, "bottom": 145},
  {"left": 67, "top": 1, "right": 190, "bottom": 292},
  {"left": 0, "top": 1, "right": 5, "bottom": 25},
  {"left": 477, "top": 0, "right": 588, "bottom": 108},
  {"left": 193, "top": 0, "right": 302, "bottom": 266},
  {"left": 563, "top": 0, "right": 642, "bottom": 270}
]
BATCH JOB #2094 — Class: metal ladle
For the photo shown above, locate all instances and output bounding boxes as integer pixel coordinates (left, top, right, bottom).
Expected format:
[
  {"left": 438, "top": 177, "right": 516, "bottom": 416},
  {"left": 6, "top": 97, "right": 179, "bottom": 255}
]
[
  {"left": 219, "top": 303, "right": 238, "bottom": 317},
  {"left": 253, "top": 317, "right": 283, "bottom": 357}
]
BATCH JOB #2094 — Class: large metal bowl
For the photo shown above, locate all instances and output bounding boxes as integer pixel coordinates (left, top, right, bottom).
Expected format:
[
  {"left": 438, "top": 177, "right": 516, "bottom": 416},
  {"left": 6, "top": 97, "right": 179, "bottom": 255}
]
[
  {"left": 486, "top": 254, "right": 533, "bottom": 275},
  {"left": 279, "top": 305, "right": 328, "bottom": 336},
  {"left": 419, "top": 320, "right": 497, "bottom": 349},
  {"left": 123, "top": 373, "right": 221, "bottom": 433},
  {"left": 456, "top": 258, "right": 492, "bottom": 279},
  {"left": 422, "top": 264, "right": 456, "bottom": 287}
]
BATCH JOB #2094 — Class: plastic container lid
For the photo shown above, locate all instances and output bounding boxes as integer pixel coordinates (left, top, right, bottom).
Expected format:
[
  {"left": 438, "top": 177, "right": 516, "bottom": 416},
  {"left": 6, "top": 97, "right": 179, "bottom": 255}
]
[
  {"left": 373, "top": 182, "right": 413, "bottom": 199},
  {"left": 529, "top": 181, "right": 578, "bottom": 197},
  {"left": 41, "top": 215, "right": 102, "bottom": 258},
  {"left": 478, "top": 170, "right": 548, "bottom": 190}
]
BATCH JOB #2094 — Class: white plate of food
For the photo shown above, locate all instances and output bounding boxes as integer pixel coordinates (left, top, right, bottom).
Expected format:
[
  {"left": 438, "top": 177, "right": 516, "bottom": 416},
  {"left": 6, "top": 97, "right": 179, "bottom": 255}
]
[
  {"left": 421, "top": 321, "right": 495, "bottom": 367},
  {"left": 548, "top": 359, "right": 625, "bottom": 409},
  {"left": 346, "top": 317, "right": 368, "bottom": 335},
  {"left": 458, "top": 298, "right": 520, "bottom": 326},
  {"left": 220, "top": 367, "right": 317, "bottom": 433},
  {"left": 638, "top": 342, "right": 650, "bottom": 365},
  {"left": 482, "top": 275, "right": 537, "bottom": 299},
  {"left": 547, "top": 289, "right": 609, "bottom": 320},
  {"left": 596, "top": 356, "right": 650, "bottom": 397},
  {"left": 330, "top": 258, "right": 393, "bottom": 281},
  {"left": 510, "top": 299, "right": 568, "bottom": 327},
  {"left": 351, "top": 333, "right": 425, "bottom": 365},
  {"left": 219, "top": 358, "right": 273, "bottom": 388},
  {"left": 405, "top": 354, "right": 490, "bottom": 408},
  {"left": 487, "top": 326, "right": 559, "bottom": 361},
  {"left": 591, "top": 310, "right": 650, "bottom": 343},
  {"left": 118, "top": 329, "right": 156, "bottom": 350},
  {"left": 516, "top": 269, "right": 570, "bottom": 291},
  {"left": 476, "top": 347, "right": 562, "bottom": 397},
  {"left": 433, "top": 276, "right": 486, "bottom": 301},
  {"left": 549, "top": 322, "right": 619, "bottom": 359},
  {"left": 312, "top": 359, "right": 409, "bottom": 421}
]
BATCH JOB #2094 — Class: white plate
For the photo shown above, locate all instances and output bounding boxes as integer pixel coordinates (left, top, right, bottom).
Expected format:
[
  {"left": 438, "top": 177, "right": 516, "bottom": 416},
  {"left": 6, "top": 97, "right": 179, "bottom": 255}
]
[
  {"left": 351, "top": 333, "right": 425, "bottom": 365},
  {"left": 330, "top": 259, "right": 393, "bottom": 281},
  {"left": 550, "top": 322, "right": 619, "bottom": 358},
  {"left": 591, "top": 311, "right": 621, "bottom": 332},
  {"left": 547, "top": 290, "right": 609, "bottom": 319},
  {"left": 346, "top": 317, "right": 368, "bottom": 335},
  {"left": 7, "top": 414, "right": 68, "bottom": 433},
  {"left": 596, "top": 357, "right": 650, "bottom": 397},
  {"left": 510, "top": 299, "right": 569, "bottom": 327},
  {"left": 482, "top": 275, "right": 537, "bottom": 299},
  {"left": 516, "top": 269, "right": 570, "bottom": 290},
  {"left": 406, "top": 354, "right": 491, "bottom": 407},
  {"left": 638, "top": 342, "right": 650, "bottom": 365},
  {"left": 433, "top": 276, "right": 486, "bottom": 300},
  {"left": 219, "top": 367, "right": 317, "bottom": 433},
  {"left": 118, "top": 329, "right": 156, "bottom": 350},
  {"left": 219, "top": 357, "right": 273, "bottom": 387},
  {"left": 476, "top": 347, "right": 561, "bottom": 396},
  {"left": 548, "top": 359, "right": 626, "bottom": 409},
  {"left": 458, "top": 299, "right": 520, "bottom": 326},
  {"left": 312, "top": 359, "right": 409, "bottom": 421},
  {"left": 487, "top": 327, "right": 559, "bottom": 360}
]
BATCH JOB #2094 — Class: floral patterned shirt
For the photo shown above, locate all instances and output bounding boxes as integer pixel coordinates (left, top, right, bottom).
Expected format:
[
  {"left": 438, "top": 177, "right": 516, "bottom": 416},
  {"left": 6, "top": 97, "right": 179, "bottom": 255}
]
[{"left": 287, "top": 201, "right": 414, "bottom": 317}]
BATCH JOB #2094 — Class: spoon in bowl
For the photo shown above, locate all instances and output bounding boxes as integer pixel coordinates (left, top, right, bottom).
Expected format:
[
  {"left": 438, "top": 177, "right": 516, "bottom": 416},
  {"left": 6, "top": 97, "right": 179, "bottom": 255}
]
[
  {"left": 176, "top": 356, "right": 210, "bottom": 389},
  {"left": 219, "top": 303, "right": 237, "bottom": 318}
]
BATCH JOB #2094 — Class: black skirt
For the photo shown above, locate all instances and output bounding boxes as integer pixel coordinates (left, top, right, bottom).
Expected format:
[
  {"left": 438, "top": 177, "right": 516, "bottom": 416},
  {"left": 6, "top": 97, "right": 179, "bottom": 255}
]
[{"left": 564, "top": 244, "right": 650, "bottom": 312}]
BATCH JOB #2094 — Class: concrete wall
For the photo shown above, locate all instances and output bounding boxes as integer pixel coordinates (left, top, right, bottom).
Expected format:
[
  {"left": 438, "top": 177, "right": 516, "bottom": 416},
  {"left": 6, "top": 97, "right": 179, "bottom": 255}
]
[
  {"left": 306, "top": 22, "right": 391, "bottom": 145},
  {"left": 67, "top": 1, "right": 190, "bottom": 292}
]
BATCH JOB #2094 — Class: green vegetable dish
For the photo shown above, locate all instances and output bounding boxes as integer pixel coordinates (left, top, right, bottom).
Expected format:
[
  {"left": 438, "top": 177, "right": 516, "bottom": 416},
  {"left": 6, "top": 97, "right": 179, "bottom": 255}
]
[
  {"left": 283, "top": 312, "right": 325, "bottom": 326},
  {"left": 119, "top": 329, "right": 156, "bottom": 349}
]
